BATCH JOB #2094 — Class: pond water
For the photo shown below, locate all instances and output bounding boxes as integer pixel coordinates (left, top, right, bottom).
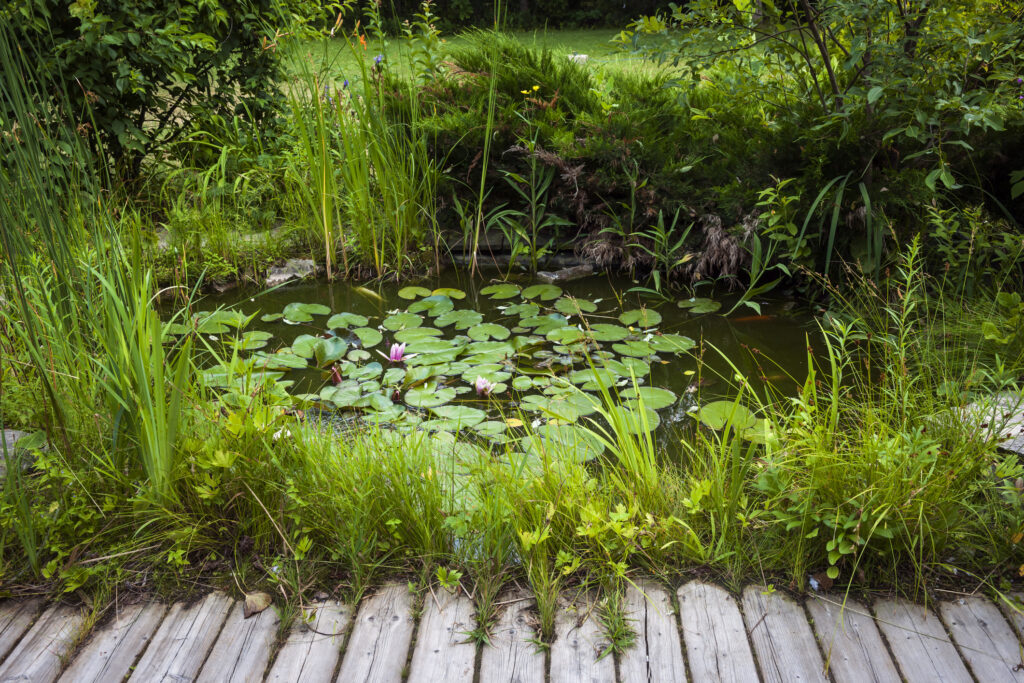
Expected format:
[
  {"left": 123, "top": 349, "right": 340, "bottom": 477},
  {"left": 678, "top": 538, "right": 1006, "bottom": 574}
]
[{"left": 178, "top": 270, "right": 819, "bottom": 458}]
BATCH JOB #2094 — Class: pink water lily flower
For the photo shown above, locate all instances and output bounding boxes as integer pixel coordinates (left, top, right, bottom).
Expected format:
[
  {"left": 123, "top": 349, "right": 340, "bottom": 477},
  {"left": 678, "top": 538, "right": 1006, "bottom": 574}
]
[
  {"left": 474, "top": 375, "right": 495, "bottom": 396},
  {"left": 388, "top": 342, "right": 407, "bottom": 363}
]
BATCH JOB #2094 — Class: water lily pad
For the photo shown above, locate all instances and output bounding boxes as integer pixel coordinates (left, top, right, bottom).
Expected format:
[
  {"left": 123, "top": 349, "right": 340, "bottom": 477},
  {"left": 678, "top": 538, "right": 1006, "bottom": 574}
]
[
  {"left": 313, "top": 337, "right": 348, "bottom": 365},
  {"left": 347, "top": 349, "right": 371, "bottom": 362},
  {"left": 519, "top": 314, "right": 567, "bottom": 335},
  {"left": 405, "top": 347, "right": 463, "bottom": 366},
  {"left": 612, "top": 340, "right": 655, "bottom": 357},
  {"left": 607, "top": 405, "right": 661, "bottom": 433},
  {"left": 588, "top": 323, "right": 630, "bottom": 342},
  {"left": 569, "top": 368, "right": 619, "bottom": 391},
  {"left": 327, "top": 312, "right": 368, "bottom": 329},
  {"left": 554, "top": 297, "right": 598, "bottom": 316},
  {"left": 252, "top": 351, "right": 308, "bottom": 370},
  {"left": 522, "top": 284, "right": 562, "bottom": 301},
  {"left": 322, "top": 382, "right": 361, "bottom": 408},
  {"left": 347, "top": 362, "right": 383, "bottom": 381},
  {"left": 473, "top": 421, "right": 508, "bottom": 437},
  {"left": 233, "top": 330, "right": 273, "bottom": 350},
  {"left": 603, "top": 358, "right": 651, "bottom": 378},
  {"left": 512, "top": 376, "right": 534, "bottom": 391},
  {"left": 619, "top": 309, "right": 662, "bottom": 327},
  {"left": 678, "top": 297, "right": 721, "bottom": 314},
  {"left": 468, "top": 323, "right": 511, "bottom": 341},
  {"left": 283, "top": 302, "right": 331, "bottom": 323},
  {"left": 353, "top": 327, "right": 383, "bottom": 347},
  {"left": 435, "top": 309, "right": 483, "bottom": 329},
  {"left": 522, "top": 424, "right": 604, "bottom": 462},
  {"left": 521, "top": 392, "right": 599, "bottom": 421},
  {"left": 394, "top": 327, "right": 443, "bottom": 343},
  {"left": 195, "top": 316, "right": 229, "bottom": 334},
  {"left": 481, "top": 283, "right": 521, "bottom": 299},
  {"left": 405, "top": 383, "right": 456, "bottom": 408},
  {"left": 432, "top": 287, "right": 466, "bottom": 300},
  {"left": 290, "top": 334, "right": 320, "bottom": 358},
  {"left": 647, "top": 334, "right": 696, "bottom": 354},
  {"left": 398, "top": 286, "right": 432, "bottom": 300},
  {"left": 546, "top": 326, "right": 587, "bottom": 345},
  {"left": 383, "top": 367, "right": 407, "bottom": 385},
  {"left": 406, "top": 339, "right": 459, "bottom": 354},
  {"left": 620, "top": 386, "right": 677, "bottom": 409},
  {"left": 694, "top": 400, "right": 757, "bottom": 430},
  {"left": 506, "top": 302, "right": 539, "bottom": 317},
  {"left": 363, "top": 404, "right": 405, "bottom": 424},
  {"left": 740, "top": 418, "right": 778, "bottom": 445},
  {"left": 409, "top": 295, "right": 454, "bottom": 316},
  {"left": 163, "top": 322, "right": 190, "bottom": 337},
  {"left": 383, "top": 313, "right": 423, "bottom": 331},
  {"left": 431, "top": 404, "right": 486, "bottom": 427}
]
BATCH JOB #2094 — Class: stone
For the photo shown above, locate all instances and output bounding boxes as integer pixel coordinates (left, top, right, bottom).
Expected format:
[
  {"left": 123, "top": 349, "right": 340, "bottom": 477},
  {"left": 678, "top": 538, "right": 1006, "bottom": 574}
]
[
  {"left": 265, "top": 259, "right": 319, "bottom": 287},
  {"left": 963, "top": 393, "right": 1024, "bottom": 455},
  {"left": 537, "top": 264, "right": 594, "bottom": 284},
  {"left": 0, "top": 430, "right": 41, "bottom": 479}
]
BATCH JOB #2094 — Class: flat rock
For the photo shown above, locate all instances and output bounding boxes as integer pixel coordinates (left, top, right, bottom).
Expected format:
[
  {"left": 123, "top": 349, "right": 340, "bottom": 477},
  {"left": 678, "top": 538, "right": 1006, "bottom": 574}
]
[
  {"left": 0, "top": 429, "right": 41, "bottom": 478},
  {"left": 964, "top": 393, "right": 1024, "bottom": 454},
  {"left": 537, "top": 264, "right": 594, "bottom": 284},
  {"left": 266, "top": 259, "right": 319, "bottom": 287}
]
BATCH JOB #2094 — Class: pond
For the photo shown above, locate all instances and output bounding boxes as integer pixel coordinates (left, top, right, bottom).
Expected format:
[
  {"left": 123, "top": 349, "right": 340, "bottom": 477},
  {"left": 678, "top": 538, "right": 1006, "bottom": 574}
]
[{"left": 175, "top": 270, "right": 819, "bottom": 460}]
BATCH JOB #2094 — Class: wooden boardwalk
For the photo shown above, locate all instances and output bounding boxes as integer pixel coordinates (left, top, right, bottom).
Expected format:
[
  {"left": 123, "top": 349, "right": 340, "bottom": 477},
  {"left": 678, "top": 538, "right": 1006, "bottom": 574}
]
[{"left": 0, "top": 582, "right": 1021, "bottom": 682}]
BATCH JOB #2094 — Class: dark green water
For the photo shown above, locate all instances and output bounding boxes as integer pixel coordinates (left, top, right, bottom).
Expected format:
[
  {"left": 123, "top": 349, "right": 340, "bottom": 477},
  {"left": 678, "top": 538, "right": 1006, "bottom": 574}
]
[{"left": 190, "top": 270, "right": 819, "bottom": 440}]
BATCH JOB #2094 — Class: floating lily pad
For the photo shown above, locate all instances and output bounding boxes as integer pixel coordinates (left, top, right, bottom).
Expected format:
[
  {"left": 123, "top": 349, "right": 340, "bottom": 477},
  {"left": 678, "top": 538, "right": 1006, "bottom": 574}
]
[
  {"left": 313, "top": 337, "right": 348, "bottom": 365},
  {"left": 612, "top": 340, "right": 655, "bottom": 358},
  {"left": 431, "top": 404, "right": 486, "bottom": 427},
  {"left": 327, "top": 312, "right": 368, "bottom": 329},
  {"left": 511, "top": 376, "right": 534, "bottom": 391},
  {"left": 347, "top": 362, "right": 383, "bottom": 381},
  {"left": 347, "top": 349, "right": 371, "bottom": 362},
  {"left": 468, "top": 323, "right": 511, "bottom": 341},
  {"left": 569, "top": 368, "right": 619, "bottom": 390},
  {"left": 607, "top": 405, "right": 661, "bottom": 433},
  {"left": 405, "top": 383, "right": 456, "bottom": 408},
  {"left": 290, "top": 334, "right": 320, "bottom": 358},
  {"left": 505, "top": 302, "right": 539, "bottom": 317},
  {"left": 409, "top": 295, "right": 454, "bottom": 316},
  {"left": 233, "top": 330, "right": 273, "bottom": 350},
  {"left": 432, "top": 287, "right": 466, "bottom": 300},
  {"left": 260, "top": 313, "right": 284, "bottom": 323},
  {"left": 521, "top": 424, "right": 604, "bottom": 463},
  {"left": 383, "top": 367, "right": 407, "bottom": 385},
  {"left": 382, "top": 313, "right": 423, "bottom": 331},
  {"left": 519, "top": 314, "right": 567, "bottom": 335},
  {"left": 522, "top": 284, "right": 562, "bottom": 301},
  {"left": 252, "top": 352, "right": 308, "bottom": 370},
  {"left": 353, "top": 327, "right": 383, "bottom": 347},
  {"left": 740, "top": 418, "right": 778, "bottom": 445},
  {"left": 398, "top": 286, "right": 432, "bottom": 300},
  {"left": 394, "top": 327, "right": 444, "bottom": 343},
  {"left": 619, "top": 309, "right": 662, "bottom": 327},
  {"left": 694, "top": 400, "right": 757, "bottom": 430},
  {"left": 283, "top": 302, "right": 331, "bottom": 323},
  {"left": 554, "top": 297, "right": 598, "bottom": 316},
  {"left": 647, "top": 334, "right": 696, "bottom": 354},
  {"left": 621, "top": 386, "right": 677, "bottom": 409},
  {"left": 435, "top": 309, "right": 483, "bottom": 329},
  {"left": 473, "top": 421, "right": 508, "bottom": 437},
  {"left": 521, "top": 392, "right": 599, "bottom": 421},
  {"left": 588, "top": 323, "right": 630, "bottom": 342},
  {"left": 603, "top": 358, "right": 651, "bottom": 378},
  {"left": 363, "top": 404, "right": 405, "bottom": 424},
  {"left": 678, "top": 297, "right": 721, "bottom": 314},
  {"left": 195, "top": 317, "right": 229, "bottom": 334},
  {"left": 406, "top": 339, "right": 458, "bottom": 354},
  {"left": 546, "top": 326, "right": 587, "bottom": 345},
  {"left": 322, "top": 382, "right": 361, "bottom": 408},
  {"left": 481, "top": 283, "right": 521, "bottom": 299}
]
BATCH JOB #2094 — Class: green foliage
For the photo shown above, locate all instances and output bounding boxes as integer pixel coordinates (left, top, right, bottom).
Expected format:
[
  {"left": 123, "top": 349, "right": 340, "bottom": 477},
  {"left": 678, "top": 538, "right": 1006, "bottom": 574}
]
[{"left": 7, "top": 0, "right": 309, "bottom": 177}]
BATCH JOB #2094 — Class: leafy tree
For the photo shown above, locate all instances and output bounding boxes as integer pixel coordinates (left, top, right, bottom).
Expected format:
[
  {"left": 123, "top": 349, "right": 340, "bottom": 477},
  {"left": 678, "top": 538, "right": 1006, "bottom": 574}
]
[{"left": 7, "top": 0, "right": 315, "bottom": 178}]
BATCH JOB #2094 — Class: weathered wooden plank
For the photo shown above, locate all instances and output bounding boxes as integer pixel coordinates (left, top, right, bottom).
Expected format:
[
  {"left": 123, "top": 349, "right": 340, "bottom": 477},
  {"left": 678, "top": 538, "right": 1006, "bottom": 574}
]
[
  {"left": 0, "top": 603, "right": 87, "bottom": 683},
  {"left": 0, "top": 599, "right": 44, "bottom": 664},
  {"left": 806, "top": 595, "right": 900, "bottom": 683},
  {"left": 549, "top": 597, "right": 614, "bottom": 683},
  {"left": 266, "top": 600, "right": 350, "bottom": 683},
  {"left": 939, "top": 596, "right": 1024, "bottom": 681},
  {"left": 127, "top": 591, "right": 233, "bottom": 683},
  {"left": 335, "top": 584, "right": 416, "bottom": 683},
  {"left": 1000, "top": 592, "right": 1024, "bottom": 642},
  {"left": 742, "top": 585, "right": 827, "bottom": 683},
  {"left": 406, "top": 591, "right": 476, "bottom": 683},
  {"left": 197, "top": 600, "right": 279, "bottom": 683},
  {"left": 676, "top": 581, "right": 759, "bottom": 683},
  {"left": 873, "top": 598, "right": 972, "bottom": 683},
  {"left": 58, "top": 602, "right": 166, "bottom": 683},
  {"left": 619, "top": 580, "right": 686, "bottom": 683},
  {"left": 478, "top": 592, "right": 545, "bottom": 683}
]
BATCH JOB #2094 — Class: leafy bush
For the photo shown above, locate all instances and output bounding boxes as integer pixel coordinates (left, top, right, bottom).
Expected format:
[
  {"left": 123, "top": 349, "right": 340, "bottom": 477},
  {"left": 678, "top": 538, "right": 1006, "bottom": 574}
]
[{"left": 7, "top": 0, "right": 311, "bottom": 178}]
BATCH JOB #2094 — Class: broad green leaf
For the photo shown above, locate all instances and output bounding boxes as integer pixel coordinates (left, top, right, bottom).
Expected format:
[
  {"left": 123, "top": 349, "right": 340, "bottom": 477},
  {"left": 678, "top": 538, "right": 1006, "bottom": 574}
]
[
  {"left": 398, "top": 286, "right": 432, "bottom": 299},
  {"left": 694, "top": 400, "right": 757, "bottom": 430},
  {"left": 619, "top": 308, "right": 662, "bottom": 327},
  {"left": 468, "top": 323, "right": 511, "bottom": 341},
  {"left": 481, "top": 283, "right": 521, "bottom": 299},
  {"left": 522, "top": 284, "right": 562, "bottom": 300},
  {"left": 327, "top": 312, "right": 368, "bottom": 329},
  {"left": 383, "top": 313, "right": 424, "bottom": 331}
]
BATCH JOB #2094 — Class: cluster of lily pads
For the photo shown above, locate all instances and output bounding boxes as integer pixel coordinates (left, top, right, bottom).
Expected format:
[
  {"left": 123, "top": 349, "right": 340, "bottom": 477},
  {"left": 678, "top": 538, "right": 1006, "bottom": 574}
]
[{"left": 180, "top": 282, "right": 720, "bottom": 461}]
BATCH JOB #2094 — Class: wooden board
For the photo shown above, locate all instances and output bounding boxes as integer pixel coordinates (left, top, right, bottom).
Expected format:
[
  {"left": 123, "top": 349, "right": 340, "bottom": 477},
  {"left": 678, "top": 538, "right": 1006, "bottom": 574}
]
[
  {"left": 549, "top": 597, "right": 615, "bottom": 683},
  {"left": 128, "top": 591, "right": 233, "bottom": 683},
  {"left": 939, "top": 596, "right": 1024, "bottom": 681},
  {"left": 806, "top": 595, "right": 900, "bottom": 683},
  {"left": 1001, "top": 592, "right": 1024, "bottom": 641},
  {"left": 677, "top": 581, "right": 758, "bottom": 683},
  {"left": 59, "top": 602, "right": 166, "bottom": 683},
  {"left": 0, "top": 599, "right": 43, "bottom": 664},
  {"left": 0, "top": 604, "right": 87, "bottom": 683},
  {"left": 406, "top": 591, "right": 477, "bottom": 683},
  {"left": 197, "top": 600, "right": 280, "bottom": 683},
  {"left": 265, "top": 600, "right": 350, "bottom": 683},
  {"left": 478, "top": 592, "right": 545, "bottom": 683},
  {"left": 873, "top": 598, "right": 972, "bottom": 683},
  {"left": 619, "top": 580, "right": 687, "bottom": 683},
  {"left": 335, "top": 584, "right": 416, "bottom": 683},
  {"left": 742, "top": 586, "right": 827, "bottom": 683}
]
